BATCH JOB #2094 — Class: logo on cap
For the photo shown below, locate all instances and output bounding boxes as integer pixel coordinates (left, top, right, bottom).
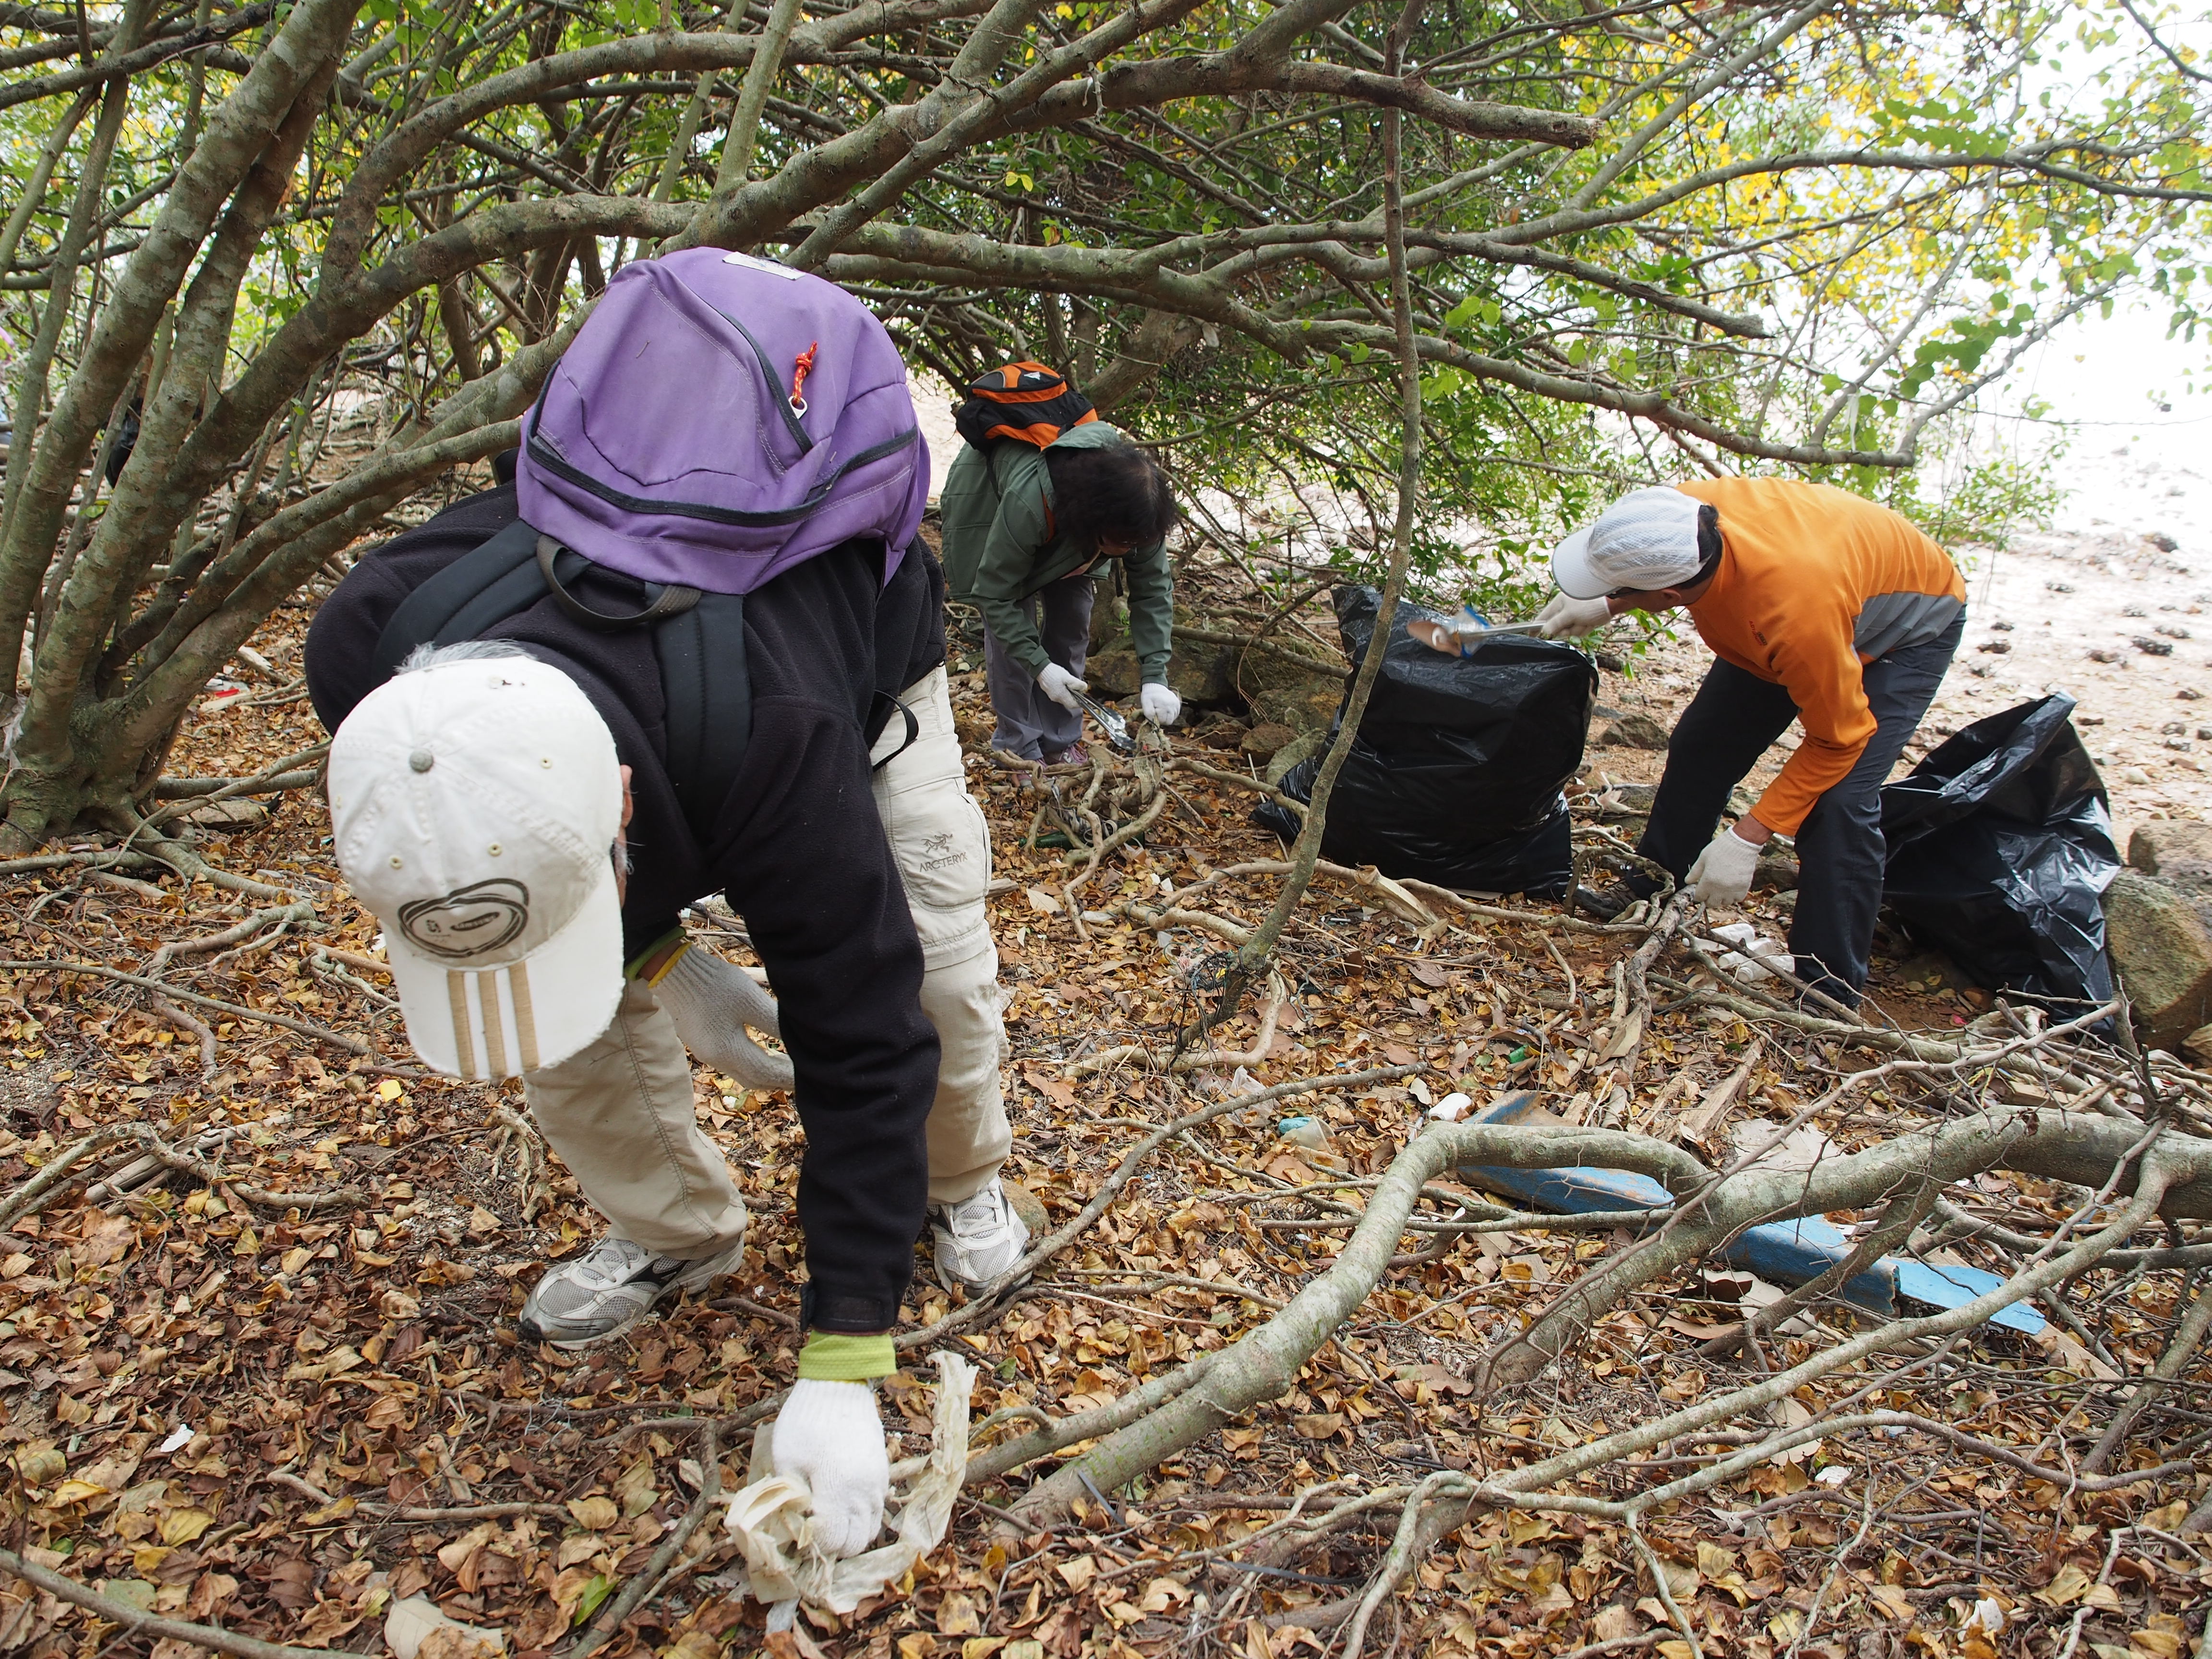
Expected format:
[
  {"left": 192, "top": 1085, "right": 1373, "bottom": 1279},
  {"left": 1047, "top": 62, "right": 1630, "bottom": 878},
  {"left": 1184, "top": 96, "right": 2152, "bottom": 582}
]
[{"left": 398, "top": 879, "right": 531, "bottom": 959}]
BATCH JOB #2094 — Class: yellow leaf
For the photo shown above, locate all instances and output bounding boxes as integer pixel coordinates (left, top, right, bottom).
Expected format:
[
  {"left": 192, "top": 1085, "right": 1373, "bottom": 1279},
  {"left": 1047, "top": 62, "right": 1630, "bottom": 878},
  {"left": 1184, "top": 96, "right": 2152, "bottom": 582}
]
[
  {"left": 1056, "top": 1555, "right": 1097, "bottom": 1592},
  {"left": 48, "top": 1480, "right": 108, "bottom": 1505},
  {"left": 2036, "top": 1563, "right": 2094, "bottom": 1608},
  {"left": 281, "top": 1247, "right": 313, "bottom": 1275},
  {"left": 567, "top": 1495, "right": 620, "bottom": 1531},
  {"left": 159, "top": 1508, "right": 216, "bottom": 1546},
  {"left": 1695, "top": 1542, "right": 1736, "bottom": 1576},
  {"left": 938, "top": 1591, "right": 980, "bottom": 1635}
]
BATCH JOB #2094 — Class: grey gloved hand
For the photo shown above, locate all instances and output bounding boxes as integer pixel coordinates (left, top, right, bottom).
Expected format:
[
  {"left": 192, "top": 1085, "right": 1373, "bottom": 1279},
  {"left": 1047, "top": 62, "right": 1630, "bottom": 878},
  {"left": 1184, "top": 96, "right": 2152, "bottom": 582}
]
[
  {"left": 767, "top": 1380, "right": 889, "bottom": 1557},
  {"left": 654, "top": 942, "right": 794, "bottom": 1091},
  {"left": 1036, "top": 662, "right": 1088, "bottom": 712},
  {"left": 1537, "top": 593, "right": 1613, "bottom": 640},
  {"left": 1686, "top": 826, "right": 1763, "bottom": 908}
]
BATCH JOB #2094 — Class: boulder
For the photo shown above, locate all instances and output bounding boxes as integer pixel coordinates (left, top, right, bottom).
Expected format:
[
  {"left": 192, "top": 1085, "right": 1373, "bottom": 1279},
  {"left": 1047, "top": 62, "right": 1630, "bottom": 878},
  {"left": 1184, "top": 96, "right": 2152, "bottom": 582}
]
[
  {"left": 2127, "top": 820, "right": 2212, "bottom": 889},
  {"left": 1594, "top": 711, "right": 1671, "bottom": 750},
  {"left": 1085, "top": 634, "right": 1235, "bottom": 705},
  {"left": 1083, "top": 644, "right": 1142, "bottom": 698},
  {"left": 1242, "top": 722, "right": 1298, "bottom": 758},
  {"left": 2103, "top": 869, "right": 2212, "bottom": 1053},
  {"left": 1264, "top": 729, "right": 1326, "bottom": 787},
  {"left": 1251, "top": 677, "right": 1343, "bottom": 736},
  {"left": 1754, "top": 851, "right": 1801, "bottom": 893}
]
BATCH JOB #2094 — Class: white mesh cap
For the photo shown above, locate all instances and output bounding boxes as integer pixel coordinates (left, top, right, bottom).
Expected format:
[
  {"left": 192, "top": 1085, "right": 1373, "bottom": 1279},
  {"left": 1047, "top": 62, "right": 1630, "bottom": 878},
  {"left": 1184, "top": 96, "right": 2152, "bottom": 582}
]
[
  {"left": 1551, "top": 485, "right": 1705, "bottom": 599},
  {"left": 326, "top": 656, "right": 626, "bottom": 1080}
]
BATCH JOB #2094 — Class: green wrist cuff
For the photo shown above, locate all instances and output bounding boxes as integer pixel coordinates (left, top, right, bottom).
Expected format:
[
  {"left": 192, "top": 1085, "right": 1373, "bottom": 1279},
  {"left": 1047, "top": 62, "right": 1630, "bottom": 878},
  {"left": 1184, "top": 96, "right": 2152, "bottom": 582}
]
[
  {"left": 625, "top": 927, "right": 687, "bottom": 983},
  {"left": 797, "top": 1332, "right": 897, "bottom": 1382}
]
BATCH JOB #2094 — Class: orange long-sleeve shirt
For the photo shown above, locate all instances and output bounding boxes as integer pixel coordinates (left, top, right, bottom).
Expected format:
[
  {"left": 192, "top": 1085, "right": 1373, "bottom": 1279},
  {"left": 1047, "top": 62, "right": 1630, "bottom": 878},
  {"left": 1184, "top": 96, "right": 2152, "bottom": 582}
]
[{"left": 1675, "top": 477, "right": 1966, "bottom": 837}]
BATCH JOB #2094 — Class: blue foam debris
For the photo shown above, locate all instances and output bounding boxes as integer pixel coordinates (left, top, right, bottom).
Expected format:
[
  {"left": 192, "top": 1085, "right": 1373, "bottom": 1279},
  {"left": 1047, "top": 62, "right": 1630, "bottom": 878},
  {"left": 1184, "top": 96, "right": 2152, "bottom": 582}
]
[{"left": 1454, "top": 1093, "right": 2044, "bottom": 1336}]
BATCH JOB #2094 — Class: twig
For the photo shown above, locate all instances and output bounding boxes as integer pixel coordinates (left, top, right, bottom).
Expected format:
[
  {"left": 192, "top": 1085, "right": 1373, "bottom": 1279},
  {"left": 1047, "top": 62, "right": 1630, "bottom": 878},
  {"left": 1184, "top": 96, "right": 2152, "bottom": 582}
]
[
  {"left": 149, "top": 993, "right": 217, "bottom": 1075},
  {"left": 0, "top": 1547, "right": 332, "bottom": 1659}
]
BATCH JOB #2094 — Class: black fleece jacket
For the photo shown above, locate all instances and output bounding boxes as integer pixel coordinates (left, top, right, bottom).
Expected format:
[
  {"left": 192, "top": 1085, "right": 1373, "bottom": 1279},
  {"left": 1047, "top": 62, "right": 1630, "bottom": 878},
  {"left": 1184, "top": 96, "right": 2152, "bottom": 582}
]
[{"left": 306, "top": 483, "right": 946, "bottom": 1333}]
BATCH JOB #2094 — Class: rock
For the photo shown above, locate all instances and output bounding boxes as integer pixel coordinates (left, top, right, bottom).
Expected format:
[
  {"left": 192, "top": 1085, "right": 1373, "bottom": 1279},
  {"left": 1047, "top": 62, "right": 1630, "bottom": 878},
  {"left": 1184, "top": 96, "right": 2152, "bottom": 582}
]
[
  {"left": 2127, "top": 820, "right": 2212, "bottom": 887},
  {"left": 1083, "top": 644, "right": 1142, "bottom": 698},
  {"left": 1164, "top": 638, "right": 1236, "bottom": 705},
  {"left": 2187, "top": 1024, "right": 2212, "bottom": 1066},
  {"left": 1594, "top": 711, "right": 1670, "bottom": 750},
  {"left": 185, "top": 798, "right": 267, "bottom": 831},
  {"left": 2103, "top": 870, "right": 2212, "bottom": 1053},
  {"left": 1754, "top": 851, "right": 1801, "bottom": 892},
  {"left": 1264, "top": 729, "right": 1326, "bottom": 786},
  {"left": 1242, "top": 722, "right": 1298, "bottom": 758},
  {"left": 1250, "top": 676, "right": 1344, "bottom": 737},
  {"left": 2135, "top": 636, "right": 2175, "bottom": 656},
  {"left": 2150, "top": 531, "right": 2179, "bottom": 553}
]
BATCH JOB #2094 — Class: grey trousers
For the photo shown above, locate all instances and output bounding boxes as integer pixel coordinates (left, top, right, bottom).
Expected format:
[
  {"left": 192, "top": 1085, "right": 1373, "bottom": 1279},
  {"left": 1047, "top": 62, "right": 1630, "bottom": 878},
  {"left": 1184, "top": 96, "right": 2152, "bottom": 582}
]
[{"left": 984, "top": 576, "right": 1096, "bottom": 759}]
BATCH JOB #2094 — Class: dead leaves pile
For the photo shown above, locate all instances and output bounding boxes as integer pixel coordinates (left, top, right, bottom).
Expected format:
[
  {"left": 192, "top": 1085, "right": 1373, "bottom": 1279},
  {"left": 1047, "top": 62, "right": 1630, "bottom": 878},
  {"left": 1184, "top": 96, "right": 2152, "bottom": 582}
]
[{"left": 0, "top": 609, "right": 2207, "bottom": 1659}]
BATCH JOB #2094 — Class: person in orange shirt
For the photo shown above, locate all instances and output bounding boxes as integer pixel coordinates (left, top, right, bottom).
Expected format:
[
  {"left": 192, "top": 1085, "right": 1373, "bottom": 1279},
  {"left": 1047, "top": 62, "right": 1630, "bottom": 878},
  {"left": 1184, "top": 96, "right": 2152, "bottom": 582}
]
[{"left": 1536, "top": 479, "right": 1966, "bottom": 1010}]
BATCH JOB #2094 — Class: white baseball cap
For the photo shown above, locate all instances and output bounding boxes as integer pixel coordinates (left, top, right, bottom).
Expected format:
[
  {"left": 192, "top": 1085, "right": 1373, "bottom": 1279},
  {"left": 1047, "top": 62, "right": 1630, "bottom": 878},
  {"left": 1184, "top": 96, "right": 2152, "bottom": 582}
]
[
  {"left": 327, "top": 654, "right": 625, "bottom": 1080},
  {"left": 1551, "top": 485, "right": 1706, "bottom": 600}
]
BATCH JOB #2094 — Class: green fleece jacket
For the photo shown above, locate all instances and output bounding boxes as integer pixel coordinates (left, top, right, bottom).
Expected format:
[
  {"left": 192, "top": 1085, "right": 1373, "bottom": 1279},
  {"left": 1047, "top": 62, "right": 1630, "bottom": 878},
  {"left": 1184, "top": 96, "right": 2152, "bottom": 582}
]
[{"left": 938, "top": 421, "right": 1175, "bottom": 682}]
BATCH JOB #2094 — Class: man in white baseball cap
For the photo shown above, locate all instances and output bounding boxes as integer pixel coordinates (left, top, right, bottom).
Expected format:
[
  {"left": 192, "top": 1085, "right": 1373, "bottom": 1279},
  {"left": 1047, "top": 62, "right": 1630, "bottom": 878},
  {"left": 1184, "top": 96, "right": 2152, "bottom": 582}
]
[
  {"left": 1535, "top": 477, "right": 1966, "bottom": 1011},
  {"left": 327, "top": 654, "right": 627, "bottom": 1079},
  {"left": 304, "top": 252, "right": 1029, "bottom": 1563}
]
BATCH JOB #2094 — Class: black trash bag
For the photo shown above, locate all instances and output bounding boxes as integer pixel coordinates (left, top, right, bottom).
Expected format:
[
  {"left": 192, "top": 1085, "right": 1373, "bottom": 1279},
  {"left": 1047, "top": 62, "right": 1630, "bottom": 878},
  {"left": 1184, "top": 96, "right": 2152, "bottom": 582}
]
[
  {"left": 1878, "top": 692, "right": 2120, "bottom": 1008},
  {"left": 1254, "top": 586, "right": 1597, "bottom": 896}
]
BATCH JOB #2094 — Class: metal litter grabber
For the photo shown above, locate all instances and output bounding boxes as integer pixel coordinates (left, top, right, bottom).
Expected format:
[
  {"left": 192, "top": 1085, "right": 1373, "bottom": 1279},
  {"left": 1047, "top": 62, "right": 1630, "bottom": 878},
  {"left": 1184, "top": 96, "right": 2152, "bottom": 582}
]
[
  {"left": 1070, "top": 689, "right": 1135, "bottom": 752},
  {"left": 1407, "top": 606, "right": 1547, "bottom": 657}
]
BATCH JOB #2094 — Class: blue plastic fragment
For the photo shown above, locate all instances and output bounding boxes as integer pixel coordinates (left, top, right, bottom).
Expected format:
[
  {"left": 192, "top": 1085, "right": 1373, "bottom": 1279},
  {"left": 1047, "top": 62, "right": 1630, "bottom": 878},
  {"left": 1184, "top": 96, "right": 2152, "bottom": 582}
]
[{"left": 1455, "top": 1094, "right": 2044, "bottom": 1336}]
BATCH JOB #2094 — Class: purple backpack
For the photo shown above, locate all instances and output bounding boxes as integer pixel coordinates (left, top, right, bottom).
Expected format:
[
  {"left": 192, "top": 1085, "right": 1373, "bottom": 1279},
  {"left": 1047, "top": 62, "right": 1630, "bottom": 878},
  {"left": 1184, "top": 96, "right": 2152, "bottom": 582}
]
[{"left": 517, "top": 248, "right": 927, "bottom": 594}]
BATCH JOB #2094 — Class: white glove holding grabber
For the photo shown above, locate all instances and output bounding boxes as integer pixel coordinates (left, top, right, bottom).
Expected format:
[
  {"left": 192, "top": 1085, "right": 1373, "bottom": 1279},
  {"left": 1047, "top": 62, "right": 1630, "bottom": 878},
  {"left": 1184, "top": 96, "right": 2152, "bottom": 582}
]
[
  {"left": 1036, "top": 662, "right": 1087, "bottom": 712},
  {"left": 1685, "top": 825, "right": 1763, "bottom": 908},
  {"left": 1537, "top": 593, "right": 1613, "bottom": 640}
]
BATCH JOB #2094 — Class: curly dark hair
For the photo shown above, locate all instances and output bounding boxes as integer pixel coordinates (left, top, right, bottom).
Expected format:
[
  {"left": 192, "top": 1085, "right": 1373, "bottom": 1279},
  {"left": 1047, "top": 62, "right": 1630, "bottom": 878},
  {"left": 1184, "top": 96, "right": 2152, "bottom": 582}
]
[{"left": 1043, "top": 439, "right": 1177, "bottom": 555}]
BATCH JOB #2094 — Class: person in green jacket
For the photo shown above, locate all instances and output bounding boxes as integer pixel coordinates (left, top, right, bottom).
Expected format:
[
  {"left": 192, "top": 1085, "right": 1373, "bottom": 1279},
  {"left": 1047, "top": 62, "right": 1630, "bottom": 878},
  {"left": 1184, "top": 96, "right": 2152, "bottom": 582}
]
[{"left": 938, "top": 421, "right": 1179, "bottom": 762}]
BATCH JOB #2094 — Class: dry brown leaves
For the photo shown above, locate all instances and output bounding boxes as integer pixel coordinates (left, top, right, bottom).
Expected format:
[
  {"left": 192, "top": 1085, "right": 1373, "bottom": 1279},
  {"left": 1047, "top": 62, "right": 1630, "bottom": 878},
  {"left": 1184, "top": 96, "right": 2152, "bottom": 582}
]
[{"left": 0, "top": 585, "right": 2207, "bottom": 1659}]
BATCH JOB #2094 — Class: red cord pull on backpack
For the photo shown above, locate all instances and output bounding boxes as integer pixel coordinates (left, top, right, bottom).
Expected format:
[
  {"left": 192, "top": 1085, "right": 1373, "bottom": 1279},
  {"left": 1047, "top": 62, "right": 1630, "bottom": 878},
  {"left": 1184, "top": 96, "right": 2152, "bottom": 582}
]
[{"left": 789, "top": 342, "right": 818, "bottom": 413}]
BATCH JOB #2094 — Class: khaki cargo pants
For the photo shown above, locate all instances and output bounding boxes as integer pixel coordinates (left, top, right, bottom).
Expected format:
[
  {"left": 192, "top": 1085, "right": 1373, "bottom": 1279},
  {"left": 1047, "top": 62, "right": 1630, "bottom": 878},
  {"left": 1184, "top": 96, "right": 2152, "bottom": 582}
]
[{"left": 521, "top": 667, "right": 1010, "bottom": 1260}]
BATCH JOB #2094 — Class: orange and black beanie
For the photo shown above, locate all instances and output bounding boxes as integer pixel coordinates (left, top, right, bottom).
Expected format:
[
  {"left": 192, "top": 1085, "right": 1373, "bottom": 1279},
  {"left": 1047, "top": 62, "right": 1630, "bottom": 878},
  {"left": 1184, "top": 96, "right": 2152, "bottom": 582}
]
[{"left": 951, "top": 362, "right": 1098, "bottom": 451}]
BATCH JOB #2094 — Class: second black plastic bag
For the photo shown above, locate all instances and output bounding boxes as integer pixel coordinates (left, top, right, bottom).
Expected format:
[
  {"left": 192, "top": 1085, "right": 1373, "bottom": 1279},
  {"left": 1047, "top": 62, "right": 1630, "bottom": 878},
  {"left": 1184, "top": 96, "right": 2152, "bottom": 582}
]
[
  {"left": 1254, "top": 587, "right": 1598, "bottom": 896},
  {"left": 1878, "top": 692, "right": 2120, "bottom": 1008}
]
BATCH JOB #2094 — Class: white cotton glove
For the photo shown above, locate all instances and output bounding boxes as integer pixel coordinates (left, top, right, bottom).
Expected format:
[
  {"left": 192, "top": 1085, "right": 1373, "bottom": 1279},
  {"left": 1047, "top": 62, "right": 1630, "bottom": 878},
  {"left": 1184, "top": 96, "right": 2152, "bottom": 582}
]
[
  {"left": 1139, "top": 682, "right": 1181, "bottom": 726},
  {"left": 767, "top": 1380, "right": 890, "bottom": 1557},
  {"left": 1685, "top": 827, "right": 1763, "bottom": 908},
  {"left": 1036, "top": 662, "right": 1088, "bottom": 712},
  {"left": 653, "top": 942, "right": 795, "bottom": 1091},
  {"left": 1537, "top": 593, "right": 1613, "bottom": 640}
]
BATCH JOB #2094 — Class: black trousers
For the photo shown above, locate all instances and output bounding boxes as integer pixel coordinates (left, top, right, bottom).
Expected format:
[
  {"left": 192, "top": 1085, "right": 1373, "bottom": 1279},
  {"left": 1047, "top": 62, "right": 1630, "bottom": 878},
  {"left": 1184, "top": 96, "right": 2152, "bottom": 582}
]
[{"left": 1634, "top": 619, "right": 1963, "bottom": 1007}]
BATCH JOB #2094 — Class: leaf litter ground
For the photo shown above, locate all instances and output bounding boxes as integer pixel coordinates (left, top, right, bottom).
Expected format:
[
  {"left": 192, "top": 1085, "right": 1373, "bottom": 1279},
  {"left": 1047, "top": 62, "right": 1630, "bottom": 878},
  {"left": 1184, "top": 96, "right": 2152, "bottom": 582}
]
[{"left": 1, "top": 577, "right": 2208, "bottom": 1659}]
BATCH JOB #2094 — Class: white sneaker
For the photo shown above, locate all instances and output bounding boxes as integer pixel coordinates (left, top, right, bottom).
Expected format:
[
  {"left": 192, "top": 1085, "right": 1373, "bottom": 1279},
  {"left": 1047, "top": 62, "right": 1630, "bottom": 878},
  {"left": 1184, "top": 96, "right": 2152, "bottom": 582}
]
[
  {"left": 518, "top": 1234, "right": 745, "bottom": 1349},
  {"left": 928, "top": 1177, "right": 1031, "bottom": 1294}
]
